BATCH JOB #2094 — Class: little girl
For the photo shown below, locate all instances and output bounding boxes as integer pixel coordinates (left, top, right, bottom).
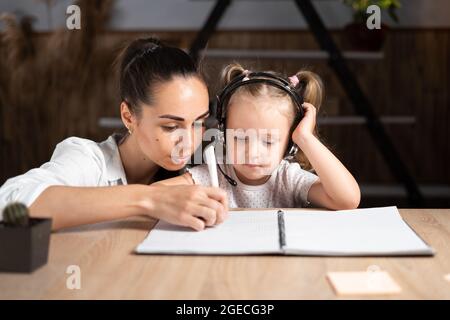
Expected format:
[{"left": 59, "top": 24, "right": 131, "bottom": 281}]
[{"left": 156, "top": 63, "right": 360, "bottom": 210}]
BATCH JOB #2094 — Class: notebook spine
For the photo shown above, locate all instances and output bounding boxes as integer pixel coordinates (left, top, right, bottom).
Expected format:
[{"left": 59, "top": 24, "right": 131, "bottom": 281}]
[{"left": 277, "top": 210, "right": 286, "bottom": 249}]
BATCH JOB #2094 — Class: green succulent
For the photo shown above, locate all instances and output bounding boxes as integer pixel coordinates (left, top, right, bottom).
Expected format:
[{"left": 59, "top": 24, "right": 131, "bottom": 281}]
[{"left": 2, "top": 202, "right": 30, "bottom": 227}]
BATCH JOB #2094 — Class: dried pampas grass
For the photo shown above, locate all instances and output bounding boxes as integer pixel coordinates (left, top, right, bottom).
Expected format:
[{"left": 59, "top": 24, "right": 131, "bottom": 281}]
[{"left": 0, "top": 0, "right": 118, "bottom": 183}]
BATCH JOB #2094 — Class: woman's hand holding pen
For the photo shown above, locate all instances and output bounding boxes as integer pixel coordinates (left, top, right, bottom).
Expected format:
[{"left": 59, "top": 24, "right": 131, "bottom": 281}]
[{"left": 140, "top": 184, "right": 229, "bottom": 231}]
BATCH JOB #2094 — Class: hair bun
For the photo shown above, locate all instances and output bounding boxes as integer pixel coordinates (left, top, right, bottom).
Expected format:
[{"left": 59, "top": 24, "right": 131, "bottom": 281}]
[
  {"left": 144, "top": 37, "right": 162, "bottom": 47},
  {"left": 220, "top": 62, "right": 246, "bottom": 87},
  {"left": 118, "top": 36, "right": 200, "bottom": 114}
]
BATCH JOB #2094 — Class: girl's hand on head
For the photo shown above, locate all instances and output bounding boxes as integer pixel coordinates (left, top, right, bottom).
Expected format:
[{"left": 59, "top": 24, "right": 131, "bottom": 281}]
[
  {"left": 292, "top": 102, "right": 317, "bottom": 145},
  {"left": 143, "top": 184, "right": 229, "bottom": 231}
]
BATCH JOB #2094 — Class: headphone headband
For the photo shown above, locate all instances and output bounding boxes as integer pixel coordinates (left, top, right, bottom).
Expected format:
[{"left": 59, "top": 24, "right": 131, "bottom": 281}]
[{"left": 217, "top": 72, "right": 304, "bottom": 125}]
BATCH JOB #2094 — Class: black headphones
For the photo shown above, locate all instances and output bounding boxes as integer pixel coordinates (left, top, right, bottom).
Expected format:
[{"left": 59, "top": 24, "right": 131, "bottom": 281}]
[
  {"left": 216, "top": 71, "right": 305, "bottom": 157},
  {"left": 206, "top": 71, "right": 306, "bottom": 186}
]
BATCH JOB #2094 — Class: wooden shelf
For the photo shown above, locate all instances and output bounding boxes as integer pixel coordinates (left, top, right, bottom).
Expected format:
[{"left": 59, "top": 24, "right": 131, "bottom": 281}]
[
  {"left": 98, "top": 115, "right": 414, "bottom": 129},
  {"left": 317, "top": 116, "right": 415, "bottom": 125},
  {"left": 361, "top": 184, "right": 450, "bottom": 198},
  {"left": 199, "top": 49, "right": 384, "bottom": 60}
]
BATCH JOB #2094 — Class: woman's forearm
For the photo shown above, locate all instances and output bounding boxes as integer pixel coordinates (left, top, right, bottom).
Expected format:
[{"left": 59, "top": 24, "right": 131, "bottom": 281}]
[
  {"left": 152, "top": 172, "right": 193, "bottom": 186},
  {"left": 29, "top": 185, "right": 152, "bottom": 230},
  {"left": 297, "top": 133, "right": 360, "bottom": 207}
]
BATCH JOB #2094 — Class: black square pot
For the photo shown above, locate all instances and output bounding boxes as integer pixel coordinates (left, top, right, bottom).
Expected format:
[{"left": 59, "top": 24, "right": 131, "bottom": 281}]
[{"left": 0, "top": 218, "right": 52, "bottom": 273}]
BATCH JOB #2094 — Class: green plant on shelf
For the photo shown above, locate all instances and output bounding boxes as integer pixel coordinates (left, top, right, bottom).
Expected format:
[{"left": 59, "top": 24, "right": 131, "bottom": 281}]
[{"left": 343, "top": 0, "right": 401, "bottom": 23}]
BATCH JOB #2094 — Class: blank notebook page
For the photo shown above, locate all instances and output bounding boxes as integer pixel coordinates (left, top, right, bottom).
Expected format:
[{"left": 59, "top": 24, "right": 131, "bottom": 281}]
[
  {"left": 136, "top": 211, "right": 280, "bottom": 255},
  {"left": 283, "top": 206, "right": 433, "bottom": 256}
]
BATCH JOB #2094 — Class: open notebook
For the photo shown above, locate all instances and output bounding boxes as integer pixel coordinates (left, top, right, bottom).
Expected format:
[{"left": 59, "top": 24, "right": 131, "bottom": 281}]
[{"left": 136, "top": 206, "right": 434, "bottom": 256}]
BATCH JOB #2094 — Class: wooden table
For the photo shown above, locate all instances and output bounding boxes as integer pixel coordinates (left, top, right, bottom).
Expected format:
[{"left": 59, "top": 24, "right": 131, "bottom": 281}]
[{"left": 0, "top": 209, "right": 449, "bottom": 299}]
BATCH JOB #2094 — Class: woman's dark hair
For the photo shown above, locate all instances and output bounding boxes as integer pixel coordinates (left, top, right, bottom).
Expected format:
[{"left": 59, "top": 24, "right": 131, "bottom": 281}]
[{"left": 118, "top": 37, "right": 203, "bottom": 116}]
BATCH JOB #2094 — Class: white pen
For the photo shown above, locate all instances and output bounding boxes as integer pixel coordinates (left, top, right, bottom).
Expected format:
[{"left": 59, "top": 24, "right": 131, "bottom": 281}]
[{"left": 203, "top": 143, "right": 219, "bottom": 187}]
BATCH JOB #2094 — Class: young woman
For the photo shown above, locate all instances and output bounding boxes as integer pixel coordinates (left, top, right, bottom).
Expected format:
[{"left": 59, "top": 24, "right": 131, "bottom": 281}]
[{"left": 0, "top": 38, "right": 228, "bottom": 231}]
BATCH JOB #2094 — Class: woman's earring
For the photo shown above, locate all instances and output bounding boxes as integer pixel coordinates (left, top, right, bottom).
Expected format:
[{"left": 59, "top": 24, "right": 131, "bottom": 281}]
[{"left": 127, "top": 127, "right": 132, "bottom": 135}]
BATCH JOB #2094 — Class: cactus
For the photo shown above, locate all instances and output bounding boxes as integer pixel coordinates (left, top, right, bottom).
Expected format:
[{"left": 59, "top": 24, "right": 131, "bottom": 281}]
[{"left": 2, "top": 202, "right": 30, "bottom": 227}]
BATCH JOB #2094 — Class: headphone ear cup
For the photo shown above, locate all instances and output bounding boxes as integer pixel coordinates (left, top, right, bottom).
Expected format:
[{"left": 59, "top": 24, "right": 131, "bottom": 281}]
[
  {"left": 205, "top": 98, "right": 221, "bottom": 130},
  {"left": 285, "top": 143, "right": 299, "bottom": 159},
  {"left": 219, "top": 123, "right": 226, "bottom": 147},
  {"left": 285, "top": 105, "right": 303, "bottom": 158},
  {"left": 214, "top": 94, "right": 227, "bottom": 144}
]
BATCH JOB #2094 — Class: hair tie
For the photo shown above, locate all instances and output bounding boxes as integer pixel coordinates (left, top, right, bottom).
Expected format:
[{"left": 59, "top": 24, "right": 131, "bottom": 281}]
[
  {"left": 242, "top": 69, "right": 251, "bottom": 81},
  {"left": 141, "top": 46, "right": 159, "bottom": 57},
  {"left": 288, "top": 75, "right": 299, "bottom": 87},
  {"left": 124, "top": 46, "right": 160, "bottom": 72}
]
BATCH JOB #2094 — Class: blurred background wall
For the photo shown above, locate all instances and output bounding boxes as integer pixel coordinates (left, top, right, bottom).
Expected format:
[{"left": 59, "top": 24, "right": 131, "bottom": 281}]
[
  {"left": 2, "top": 0, "right": 450, "bottom": 30},
  {"left": 0, "top": 0, "right": 449, "bottom": 207}
]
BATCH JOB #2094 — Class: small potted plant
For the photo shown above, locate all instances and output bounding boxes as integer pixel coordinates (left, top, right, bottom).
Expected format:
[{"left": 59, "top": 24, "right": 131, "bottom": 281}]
[
  {"left": 343, "top": 0, "right": 401, "bottom": 51},
  {"left": 0, "top": 202, "right": 52, "bottom": 272}
]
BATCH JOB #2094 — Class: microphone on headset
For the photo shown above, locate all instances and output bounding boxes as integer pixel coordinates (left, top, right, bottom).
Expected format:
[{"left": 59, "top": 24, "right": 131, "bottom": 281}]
[
  {"left": 204, "top": 133, "right": 238, "bottom": 187},
  {"left": 218, "top": 163, "right": 238, "bottom": 186},
  {"left": 205, "top": 102, "right": 238, "bottom": 187}
]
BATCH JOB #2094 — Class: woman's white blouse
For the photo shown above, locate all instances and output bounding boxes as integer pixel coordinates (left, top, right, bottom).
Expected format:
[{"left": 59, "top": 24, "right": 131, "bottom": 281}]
[{"left": 0, "top": 135, "right": 127, "bottom": 217}]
